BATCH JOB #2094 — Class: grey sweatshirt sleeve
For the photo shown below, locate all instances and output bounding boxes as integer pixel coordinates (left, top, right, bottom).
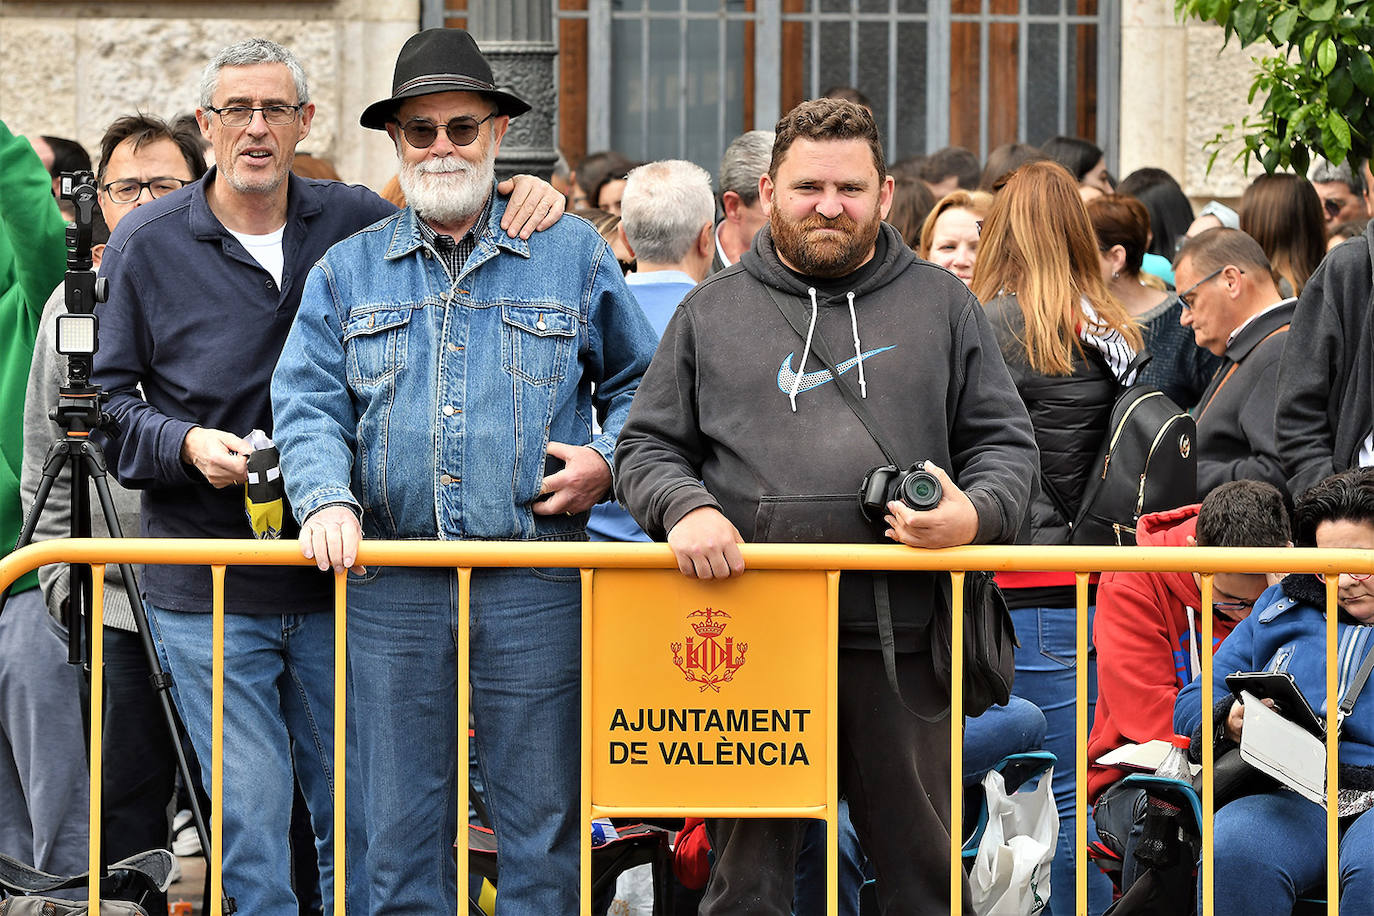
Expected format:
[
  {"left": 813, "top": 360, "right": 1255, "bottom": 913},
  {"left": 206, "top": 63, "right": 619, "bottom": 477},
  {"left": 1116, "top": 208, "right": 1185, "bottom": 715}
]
[
  {"left": 946, "top": 298, "right": 1039, "bottom": 544},
  {"left": 20, "top": 287, "right": 139, "bottom": 631},
  {"left": 1276, "top": 245, "right": 1368, "bottom": 499},
  {"left": 614, "top": 306, "right": 722, "bottom": 539}
]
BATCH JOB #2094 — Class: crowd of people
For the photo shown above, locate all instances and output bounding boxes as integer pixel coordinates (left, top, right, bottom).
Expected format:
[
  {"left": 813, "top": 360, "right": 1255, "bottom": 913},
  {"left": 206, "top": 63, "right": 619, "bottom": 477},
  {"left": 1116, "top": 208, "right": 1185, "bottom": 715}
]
[{"left": 2, "top": 23, "right": 1374, "bottom": 916}]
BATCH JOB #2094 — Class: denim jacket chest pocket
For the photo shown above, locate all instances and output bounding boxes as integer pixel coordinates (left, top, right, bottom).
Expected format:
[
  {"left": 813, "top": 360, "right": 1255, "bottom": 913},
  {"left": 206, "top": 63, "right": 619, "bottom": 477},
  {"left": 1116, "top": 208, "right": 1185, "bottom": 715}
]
[
  {"left": 500, "top": 302, "right": 579, "bottom": 386},
  {"left": 343, "top": 304, "right": 415, "bottom": 388}
]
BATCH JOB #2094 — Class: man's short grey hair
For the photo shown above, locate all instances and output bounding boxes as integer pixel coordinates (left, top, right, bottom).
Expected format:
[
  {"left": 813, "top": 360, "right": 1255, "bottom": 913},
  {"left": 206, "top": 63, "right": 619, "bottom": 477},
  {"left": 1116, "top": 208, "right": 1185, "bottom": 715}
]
[
  {"left": 1308, "top": 155, "right": 1366, "bottom": 194},
  {"left": 620, "top": 159, "right": 715, "bottom": 265},
  {"left": 200, "top": 39, "right": 310, "bottom": 109},
  {"left": 718, "top": 130, "right": 775, "bottom": 207}
]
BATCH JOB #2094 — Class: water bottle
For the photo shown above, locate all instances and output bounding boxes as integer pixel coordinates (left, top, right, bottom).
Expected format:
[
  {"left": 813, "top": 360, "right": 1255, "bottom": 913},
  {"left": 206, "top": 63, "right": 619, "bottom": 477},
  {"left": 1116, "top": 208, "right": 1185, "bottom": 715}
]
[{"left": 1134, "top": 734, "right": 1192, "bottom": 869}]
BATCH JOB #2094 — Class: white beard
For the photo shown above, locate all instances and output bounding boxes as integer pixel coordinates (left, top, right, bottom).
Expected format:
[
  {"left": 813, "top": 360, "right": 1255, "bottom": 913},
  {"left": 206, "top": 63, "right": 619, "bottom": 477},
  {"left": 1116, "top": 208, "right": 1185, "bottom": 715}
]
[{"left": 398, "top": 151, "right": 495, "bottom": 225}]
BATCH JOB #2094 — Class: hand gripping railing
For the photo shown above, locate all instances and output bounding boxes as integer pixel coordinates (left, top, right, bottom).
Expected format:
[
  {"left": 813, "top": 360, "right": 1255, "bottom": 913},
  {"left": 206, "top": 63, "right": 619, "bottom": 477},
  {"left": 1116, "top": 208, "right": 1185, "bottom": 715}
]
[{"left": 1, "top": 539, "right": 1370, "bottom": 916}]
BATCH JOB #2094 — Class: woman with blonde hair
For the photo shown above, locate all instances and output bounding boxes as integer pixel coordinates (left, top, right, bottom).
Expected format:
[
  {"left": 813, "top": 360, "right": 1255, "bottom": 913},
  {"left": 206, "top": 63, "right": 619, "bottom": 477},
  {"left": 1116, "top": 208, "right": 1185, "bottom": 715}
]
[
  {"left": 971, "top": 159, "right": 1143, "bottom": 916},
  {"left": 917, "top": 189, "right": 994, "bottom": 285},
  {"left": 1239, "top": 172, "right": 1326, "bottom": 296}
]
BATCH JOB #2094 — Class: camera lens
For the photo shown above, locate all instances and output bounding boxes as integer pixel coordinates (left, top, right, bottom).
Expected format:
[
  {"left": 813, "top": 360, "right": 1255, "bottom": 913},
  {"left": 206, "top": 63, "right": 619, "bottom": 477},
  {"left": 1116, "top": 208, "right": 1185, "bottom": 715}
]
[{"left": 901, "top": 470, "right": 942, "bottom": 511}]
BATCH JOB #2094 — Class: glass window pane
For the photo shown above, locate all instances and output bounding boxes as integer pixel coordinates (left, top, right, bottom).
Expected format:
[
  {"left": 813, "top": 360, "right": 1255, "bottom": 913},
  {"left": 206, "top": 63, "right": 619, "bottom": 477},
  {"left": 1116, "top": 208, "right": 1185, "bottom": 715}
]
[
  {"left": 1025, "top": 23, "right": 1061, "bottom": 143},
  {"left": 892, "top": 21, "right": 928, "bottom": 158}
]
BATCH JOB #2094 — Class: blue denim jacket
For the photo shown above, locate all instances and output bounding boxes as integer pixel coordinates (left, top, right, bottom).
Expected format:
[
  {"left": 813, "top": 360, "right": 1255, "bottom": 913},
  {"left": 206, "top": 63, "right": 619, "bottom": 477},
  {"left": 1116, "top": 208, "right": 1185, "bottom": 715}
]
[{"left": 271, "top": 193, "right": 657, "bottom": 541}]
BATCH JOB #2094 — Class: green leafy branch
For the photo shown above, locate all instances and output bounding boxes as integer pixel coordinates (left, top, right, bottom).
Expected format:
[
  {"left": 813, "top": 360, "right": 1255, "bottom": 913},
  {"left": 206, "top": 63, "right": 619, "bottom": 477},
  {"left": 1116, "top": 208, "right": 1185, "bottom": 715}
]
[{"left": 1176, "top": 0, "right": 1374, "bottom": 172}]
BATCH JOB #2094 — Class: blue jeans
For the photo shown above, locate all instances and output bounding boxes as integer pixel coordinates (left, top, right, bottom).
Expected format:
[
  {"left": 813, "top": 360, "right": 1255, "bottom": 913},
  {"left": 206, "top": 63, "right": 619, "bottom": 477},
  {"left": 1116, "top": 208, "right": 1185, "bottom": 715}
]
[
  {"left": 964, "top": 695, "right": 1049, "bottom": 785},
  {"left": 346, "top": 565, "right": 582, "bottom": 916},
  {"left": 1207, "top": 791, "right": 1374, "bottom": 915},
  {"left": 1009, "top": 604, "right": 1111, "bottom": 916},
  {"left": 147, "top": 603, "right": 354, "bottom": 916}
]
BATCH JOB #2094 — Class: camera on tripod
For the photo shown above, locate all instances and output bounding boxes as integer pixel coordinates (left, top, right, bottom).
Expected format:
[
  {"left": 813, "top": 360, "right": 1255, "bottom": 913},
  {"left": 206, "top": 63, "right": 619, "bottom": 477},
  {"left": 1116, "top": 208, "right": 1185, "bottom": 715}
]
[
  {"left": 53, "top": 169, "right": 112, "bottom": 431},
  {"left": 859, "top": 460, "right": 943, "bottom": 533}
]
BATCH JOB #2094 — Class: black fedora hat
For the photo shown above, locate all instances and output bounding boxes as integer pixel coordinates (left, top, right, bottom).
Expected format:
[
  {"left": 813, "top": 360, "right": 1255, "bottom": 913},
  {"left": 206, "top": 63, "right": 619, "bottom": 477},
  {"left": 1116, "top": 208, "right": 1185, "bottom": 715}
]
[{"left": 360, "top": 29, "right": 530, "bottom": 130}]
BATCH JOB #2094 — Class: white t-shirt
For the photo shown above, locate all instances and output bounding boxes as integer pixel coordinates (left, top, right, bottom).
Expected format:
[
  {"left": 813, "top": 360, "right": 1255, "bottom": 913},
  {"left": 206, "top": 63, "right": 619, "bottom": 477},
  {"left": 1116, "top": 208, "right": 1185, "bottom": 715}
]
[{"left": 228, "top": 225, "right": 286, "bottom": 287}]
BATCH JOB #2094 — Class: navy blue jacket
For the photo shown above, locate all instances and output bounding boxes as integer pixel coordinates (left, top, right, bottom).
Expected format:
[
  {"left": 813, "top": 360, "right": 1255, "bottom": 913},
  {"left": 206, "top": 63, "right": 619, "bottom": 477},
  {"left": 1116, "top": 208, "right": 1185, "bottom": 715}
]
[{"left": 93, "top": 169, "right": 396, "bottom": 614}]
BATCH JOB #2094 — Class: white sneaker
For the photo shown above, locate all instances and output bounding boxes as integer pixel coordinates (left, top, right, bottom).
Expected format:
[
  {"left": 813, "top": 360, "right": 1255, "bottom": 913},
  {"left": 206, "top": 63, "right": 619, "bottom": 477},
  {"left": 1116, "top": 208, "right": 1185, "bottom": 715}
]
[{"left": 170, "top": 809, "right": 203, "bottom": 857}]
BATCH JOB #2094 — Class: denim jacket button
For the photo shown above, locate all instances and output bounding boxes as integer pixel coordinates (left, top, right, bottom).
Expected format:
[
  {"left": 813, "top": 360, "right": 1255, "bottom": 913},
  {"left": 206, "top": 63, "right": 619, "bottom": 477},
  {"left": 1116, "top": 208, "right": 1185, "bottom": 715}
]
[
  {"left": 439, "top": 474, "right": 453, "bottom": 485},
  {"left": 442, "top": 405, "right": 455, "bottom": 416}
]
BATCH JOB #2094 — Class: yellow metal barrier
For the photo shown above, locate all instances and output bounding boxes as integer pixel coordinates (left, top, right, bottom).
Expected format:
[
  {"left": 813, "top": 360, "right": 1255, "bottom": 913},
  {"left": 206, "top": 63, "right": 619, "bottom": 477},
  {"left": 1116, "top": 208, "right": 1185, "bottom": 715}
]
[{"left": 3, "top": 538, "right": 1372, "bottom": 916}]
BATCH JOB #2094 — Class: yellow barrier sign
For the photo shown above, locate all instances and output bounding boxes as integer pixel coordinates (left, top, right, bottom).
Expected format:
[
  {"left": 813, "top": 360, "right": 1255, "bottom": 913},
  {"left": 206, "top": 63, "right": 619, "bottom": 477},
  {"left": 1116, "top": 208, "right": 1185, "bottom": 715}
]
[{"left": 588, "top": 568, "right": 831, "bottom": 809}]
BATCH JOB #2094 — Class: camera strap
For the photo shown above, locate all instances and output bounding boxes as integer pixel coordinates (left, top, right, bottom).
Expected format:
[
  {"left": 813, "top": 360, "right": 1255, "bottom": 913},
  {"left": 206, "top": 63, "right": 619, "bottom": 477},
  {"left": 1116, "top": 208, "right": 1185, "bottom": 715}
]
[
  {"left": 763, "top": 285, "right": 902, "bottom": 464},
  {"left": 765, "top": 285, "right": 938, "bottom": 715}
]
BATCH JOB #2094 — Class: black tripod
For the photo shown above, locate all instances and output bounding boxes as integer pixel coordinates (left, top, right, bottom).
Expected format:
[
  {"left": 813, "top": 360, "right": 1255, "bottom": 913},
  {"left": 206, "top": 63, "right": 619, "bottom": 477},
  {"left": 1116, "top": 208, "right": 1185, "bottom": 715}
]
[{"left": 0, "top": 171, "right": 227, "bottom": 914}]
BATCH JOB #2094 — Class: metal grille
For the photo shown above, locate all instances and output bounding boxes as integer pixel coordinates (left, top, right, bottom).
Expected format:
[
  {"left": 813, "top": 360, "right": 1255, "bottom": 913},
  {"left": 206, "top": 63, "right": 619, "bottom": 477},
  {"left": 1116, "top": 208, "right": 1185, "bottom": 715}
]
[{"left": 553, "top": 0, "right": 1117, "bottom": 173}]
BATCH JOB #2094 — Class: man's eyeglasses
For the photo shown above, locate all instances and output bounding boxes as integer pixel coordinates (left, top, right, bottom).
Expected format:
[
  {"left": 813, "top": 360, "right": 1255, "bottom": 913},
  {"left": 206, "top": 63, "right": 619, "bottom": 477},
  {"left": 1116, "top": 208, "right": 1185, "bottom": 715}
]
[
  {"left": 1178, "top": 266, "right": 1241, "bottom": 309},
  {"left": 101, "top": 178, "right": 189, "bottom": 204},
  {"left": 205, "top": 105, "right": 303, "bottom": 127},
  {"left": 394, "top": 112, "right": 497, "bottom": 149},
  {"left": 1213, "top": 595, "right": 1258, "bottom": 614}
]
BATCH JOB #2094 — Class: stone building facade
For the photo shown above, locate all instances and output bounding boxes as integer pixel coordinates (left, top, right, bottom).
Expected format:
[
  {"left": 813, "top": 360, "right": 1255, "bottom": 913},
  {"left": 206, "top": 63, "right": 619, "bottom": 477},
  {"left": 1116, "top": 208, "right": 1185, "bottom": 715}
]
[{"left": 0, "top": 0, "right": 1260, "bottom": 201}]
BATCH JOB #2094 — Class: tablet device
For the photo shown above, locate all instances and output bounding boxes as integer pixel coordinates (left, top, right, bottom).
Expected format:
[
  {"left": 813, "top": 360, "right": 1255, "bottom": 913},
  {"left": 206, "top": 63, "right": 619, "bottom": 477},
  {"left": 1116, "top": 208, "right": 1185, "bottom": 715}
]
[{"left": 1225, "top": 671, "right": 1326, "bottom": 739}]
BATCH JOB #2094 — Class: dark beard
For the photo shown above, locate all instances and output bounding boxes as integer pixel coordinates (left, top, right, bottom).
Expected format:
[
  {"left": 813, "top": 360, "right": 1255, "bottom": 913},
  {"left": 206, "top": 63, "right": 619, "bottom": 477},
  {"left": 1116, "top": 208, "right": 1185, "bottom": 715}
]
[{"left": 770, "top": 209, "right": 882, "bottom": 279}]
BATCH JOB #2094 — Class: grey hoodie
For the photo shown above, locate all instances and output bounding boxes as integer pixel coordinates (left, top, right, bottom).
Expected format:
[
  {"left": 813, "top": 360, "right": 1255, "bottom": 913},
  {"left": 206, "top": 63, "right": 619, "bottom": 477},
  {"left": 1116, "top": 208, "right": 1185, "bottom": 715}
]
[{"left": 615, "top": 222, "right": 1037, "bottom": 655}]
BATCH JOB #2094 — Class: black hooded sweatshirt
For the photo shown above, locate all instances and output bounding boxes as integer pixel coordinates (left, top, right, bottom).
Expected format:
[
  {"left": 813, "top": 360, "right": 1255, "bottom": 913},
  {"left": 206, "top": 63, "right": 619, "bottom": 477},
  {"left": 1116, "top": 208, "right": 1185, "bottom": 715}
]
[{"left": 614, "top": 222, "right": 1038, "bottom": 658}]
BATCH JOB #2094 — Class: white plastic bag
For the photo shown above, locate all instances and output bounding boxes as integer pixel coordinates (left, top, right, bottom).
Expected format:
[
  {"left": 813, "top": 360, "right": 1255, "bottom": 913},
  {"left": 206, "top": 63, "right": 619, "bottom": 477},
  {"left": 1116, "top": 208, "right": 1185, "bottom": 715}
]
[
  {"left": 607, "top": 862, "right": 655, "bottom": 916},
  {"left": 969, "top": 766, "right": 1058, "bottom": 915}
]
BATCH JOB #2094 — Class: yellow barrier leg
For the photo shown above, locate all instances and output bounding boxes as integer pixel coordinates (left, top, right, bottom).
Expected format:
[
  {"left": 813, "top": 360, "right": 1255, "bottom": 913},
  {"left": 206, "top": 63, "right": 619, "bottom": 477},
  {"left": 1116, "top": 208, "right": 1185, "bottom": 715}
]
[
  {"left": 827, "top": 570, "right": 840, "bottom": 916},
  {"left": 459, "top": 567, "right": 472, "bottom": 915},
  {"left": 88, "top": 566, "right": 106, "bottom": 914},
  {"left": 1199, "top": 575, "right": 1213, "bottom": 916},
  {"left": 334, "top": 571, "right": 348, "bottom": 916},
  {"left": 211, "top": 565, "right": 225, "bottom": 915},
  {"left": 950, "top": 571, "right": 965, "bottom": 916},
  {"left": 1075, "top": 572, "right": 1088, "bottom": 916},
  {"left": 580, "top": 568, "right": 594, "bottom": 916},
  {"left": 1326, "top": 574, "right": 1339, "bottom": 915}
]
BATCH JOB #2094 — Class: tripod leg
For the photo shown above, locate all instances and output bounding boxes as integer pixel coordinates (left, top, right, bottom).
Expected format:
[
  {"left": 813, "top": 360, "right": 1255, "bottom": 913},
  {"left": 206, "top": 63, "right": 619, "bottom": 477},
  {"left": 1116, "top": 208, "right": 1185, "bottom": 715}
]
[
  {"left": 85, "top": 449, "right": 228, "bottom": 913},
  {"left": 0, "top": 460, "right": 62, "bottom": 618}
]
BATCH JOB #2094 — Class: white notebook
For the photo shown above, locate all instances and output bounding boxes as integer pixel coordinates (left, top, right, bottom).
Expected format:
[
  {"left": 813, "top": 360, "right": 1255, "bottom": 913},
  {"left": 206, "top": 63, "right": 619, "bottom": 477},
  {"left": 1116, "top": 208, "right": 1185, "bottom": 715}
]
[{"left": 1238, "top": 690, "right": 1328, "bottom": 807}]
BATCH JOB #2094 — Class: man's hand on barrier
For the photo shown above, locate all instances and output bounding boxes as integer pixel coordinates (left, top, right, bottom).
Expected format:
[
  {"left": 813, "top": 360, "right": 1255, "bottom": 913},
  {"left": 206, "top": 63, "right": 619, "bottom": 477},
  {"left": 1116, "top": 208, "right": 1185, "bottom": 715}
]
[
  {"left": 883, "top": 461, "right": 979, "bottom": 549},
  {"left": 667, "top": 506, "right": 745, "bottom": 580},
  {"left": 533, "top": 442, "right": 611, "bottom": 516},
  {"left": 300, "top": 504, "right": 365, "bottom": 575},
  {"left": 497, "top": 174, "right": 566, "bottom": 240},
  {"left": 181, "top": 427, "right": 251, "bottom": 488}
]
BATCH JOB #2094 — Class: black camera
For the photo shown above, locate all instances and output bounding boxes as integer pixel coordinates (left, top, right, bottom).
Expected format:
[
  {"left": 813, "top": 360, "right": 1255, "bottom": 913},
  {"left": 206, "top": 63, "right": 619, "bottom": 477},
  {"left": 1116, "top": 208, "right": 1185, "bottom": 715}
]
[{"left": 859, "top": 461, "right": 943, "bottom": 529}]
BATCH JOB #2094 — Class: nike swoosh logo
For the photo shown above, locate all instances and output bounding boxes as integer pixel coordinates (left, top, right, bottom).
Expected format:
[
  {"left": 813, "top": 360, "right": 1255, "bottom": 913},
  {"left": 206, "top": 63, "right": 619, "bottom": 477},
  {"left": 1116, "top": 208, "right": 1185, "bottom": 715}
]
[{"left": 776, "top": 346, "right": 896, "bottom": 396}]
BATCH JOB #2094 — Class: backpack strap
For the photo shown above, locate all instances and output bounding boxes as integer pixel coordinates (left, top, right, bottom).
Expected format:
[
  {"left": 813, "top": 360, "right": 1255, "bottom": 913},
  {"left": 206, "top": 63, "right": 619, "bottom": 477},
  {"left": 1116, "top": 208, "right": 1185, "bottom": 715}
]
[{"left": 1339, "top": 637, "right": 1374, "bottom": 721}]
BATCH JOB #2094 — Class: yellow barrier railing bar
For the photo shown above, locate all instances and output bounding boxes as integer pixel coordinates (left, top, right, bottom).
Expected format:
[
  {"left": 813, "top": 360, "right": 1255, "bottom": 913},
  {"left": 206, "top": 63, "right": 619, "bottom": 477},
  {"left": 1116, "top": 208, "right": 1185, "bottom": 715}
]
[
  {"left": 459, "top": 566, "right": 473, "bottom": 916},
  {"left": 579, "top": 568, "right": 594, "bottom": 916},
  {"left": 950, "top": 570, "right": 965, "bottom": 914},
  {"left": 826, "top": 569, "right": 840, "bottom": 916},
  {"left": 334, "top": 570, "right": 348, "bottom": 916},
  {"left": 1075, "top": 571, "right": 1089, "bottom": 914},
  {"left": 1199, "top": 574, "right": 1214, "bottom": 916},
  {"left": 211, "top": 564, "right": 226, "bottom": 915},
  {"left": 9, "top": 540, "right": 1373, "bottom": 914},
  {"left": 1326, "top": 573, "right": 1339, "bottom": 913},
  {"left": 87, "top": 566, "right": 105, "bottom": 916}
]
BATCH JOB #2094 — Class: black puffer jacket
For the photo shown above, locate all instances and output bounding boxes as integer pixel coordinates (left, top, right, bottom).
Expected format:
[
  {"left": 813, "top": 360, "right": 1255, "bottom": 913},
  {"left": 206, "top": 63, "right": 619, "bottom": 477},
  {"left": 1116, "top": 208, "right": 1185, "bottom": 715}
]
[{"left": 983, "top": 293, "right": 1117, "bottom": 544}]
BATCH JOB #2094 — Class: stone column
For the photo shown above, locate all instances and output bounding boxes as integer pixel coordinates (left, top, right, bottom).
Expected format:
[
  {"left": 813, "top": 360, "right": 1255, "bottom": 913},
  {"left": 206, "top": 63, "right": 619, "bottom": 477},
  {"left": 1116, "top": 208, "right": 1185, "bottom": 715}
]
[{"left": 467, "top": 0, "right": 559, "bottom": 181}]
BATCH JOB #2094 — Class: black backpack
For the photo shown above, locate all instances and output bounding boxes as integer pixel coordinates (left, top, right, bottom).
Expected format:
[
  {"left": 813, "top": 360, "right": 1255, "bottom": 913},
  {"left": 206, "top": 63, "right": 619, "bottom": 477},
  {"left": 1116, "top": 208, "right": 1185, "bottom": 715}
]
[{"left": 1045, "top": 352, "right": 1197, "bottom": 546}]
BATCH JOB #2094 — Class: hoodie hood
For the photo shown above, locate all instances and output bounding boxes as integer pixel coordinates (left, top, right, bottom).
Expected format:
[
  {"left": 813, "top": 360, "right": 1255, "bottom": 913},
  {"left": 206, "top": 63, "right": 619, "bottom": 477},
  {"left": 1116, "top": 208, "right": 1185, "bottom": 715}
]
[
  {"left": 741, "top": 221, "right": 918, "bottom": 302},
  {"left": 1135, "top": 503, "right": 1202, "bottom": 608}
]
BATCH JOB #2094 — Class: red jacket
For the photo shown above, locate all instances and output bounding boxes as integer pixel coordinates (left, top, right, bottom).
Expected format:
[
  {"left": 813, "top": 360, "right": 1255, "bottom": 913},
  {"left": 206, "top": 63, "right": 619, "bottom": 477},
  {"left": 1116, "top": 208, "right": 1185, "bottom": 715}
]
[{"left": 1086, "top": 505, "right": 1240, "bottom": 801}]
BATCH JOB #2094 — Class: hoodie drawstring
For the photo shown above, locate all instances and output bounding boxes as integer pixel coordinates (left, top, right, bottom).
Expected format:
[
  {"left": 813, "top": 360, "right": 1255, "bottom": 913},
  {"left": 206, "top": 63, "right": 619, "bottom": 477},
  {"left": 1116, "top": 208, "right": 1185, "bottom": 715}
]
[
  {"left": 846, "top": 291, "right": 866, "bottom": 398},
  {"left": 789, "top": 287, "right": 820, "bottom": 412}
]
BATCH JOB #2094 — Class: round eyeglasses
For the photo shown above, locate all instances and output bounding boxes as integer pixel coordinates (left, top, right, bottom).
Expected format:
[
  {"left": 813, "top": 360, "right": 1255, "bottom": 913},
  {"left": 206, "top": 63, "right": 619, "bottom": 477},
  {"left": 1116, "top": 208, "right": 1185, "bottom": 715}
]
[{"left": 394, "top": 112, "right": 497, "bottom": 149}]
